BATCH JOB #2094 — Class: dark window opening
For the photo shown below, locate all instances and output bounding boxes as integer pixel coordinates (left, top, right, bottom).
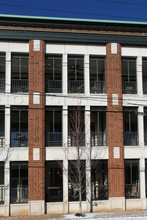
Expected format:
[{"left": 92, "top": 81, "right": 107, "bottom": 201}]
[{"left": 0, "top": 54, "right": 5, "bottom": 92}]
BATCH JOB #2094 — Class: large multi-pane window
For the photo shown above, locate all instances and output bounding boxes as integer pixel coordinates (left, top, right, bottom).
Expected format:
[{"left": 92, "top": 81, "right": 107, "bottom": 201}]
[
  {"left": 0, "top": 107, "right": 5, "bottom": 148},
  {"left": 11, "top": 107, "right": 28, "bottom": 147},
  {"left": 0, "top": 54, "right": 5, "bottom": 92},
  {"left": 45, "top": 161, "right": 63, "bottom": 202},
  {"left": 11, "top": 54, "right": 28, "bottom": 93},
  {"left": 125, "top": 160, "right": 140, "bottom": 199},
  {"left": 142, "top": 59, "right": 147, "bottom": 94},
  {"left": 91, "top": 107, "right": 107, "bottom": 146},
  {"left": 10, "top": 162, "right": 28, "bottom": 203},
  {"left": 45, "top": 55, "right": 62, "bottom": 93},
  {"left": 90, "top": 57, "right": 106, "bottom": 94},
  {"left": 45, "top": 107, "right": 62, "bottom": 147},
  {"left": 68, "top": 107, "right": 85, "bottom": 147},
  {"left": 68, "top": 56, "right": 84, "bottom": 93},
  {"left": 123, "top": 108, "right": 138, "bottom": 146},
  {"left": 91, "top": 160, "right": 108, "bottom": 200},
  {"left": 122, "top": 58, "right": 137, "bottom": 94}
]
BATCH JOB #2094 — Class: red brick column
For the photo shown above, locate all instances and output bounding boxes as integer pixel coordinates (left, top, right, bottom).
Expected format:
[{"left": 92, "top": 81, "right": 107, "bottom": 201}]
[
  {"left": 106, "top": 43, "right": 125, "bottom": 198},
  {"left": 28, "top": 40, "right": 45, "bottom": 203}
]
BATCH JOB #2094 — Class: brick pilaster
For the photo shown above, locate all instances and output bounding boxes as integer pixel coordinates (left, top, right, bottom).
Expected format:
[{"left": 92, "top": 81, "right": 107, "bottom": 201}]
[
  {"left": 28, "top": 40, "right": 45, "bottom": 201},
  {"left": 106, "top": 43, "right": 125, "bottom": 198}
]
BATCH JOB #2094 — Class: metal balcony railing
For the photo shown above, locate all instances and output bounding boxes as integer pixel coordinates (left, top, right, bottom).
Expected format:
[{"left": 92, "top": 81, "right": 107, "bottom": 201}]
[
  {"left": 68, "top": 132, "right": 85, "bottom": 147},
  {"left": 46, "top": 132, "right": 62, "bottom": 147},
  {"left": 0, "top": 133, "right": 5, "bottom": 148},
  {"left": 46, "top": 80, "right": 62, "bottom": 93},
  {"left": 11, "top": 132, "right": 28, "bottom": 147},
  {"left": 124, "top": 132, "right": 138, "bottom": 146},
  {"left": 0, "top": 79, "right": 5, "bottom": 92},
  {"left": 68, "top": 80, "right": 84, "bottom": 93},
  {"left": 143, "top": 82, "right": 147, "bottom": 94},
  {"left": 125, "top": 184, "right": 140, "bottom": 199},
  {"left": 92, "top": 185, "right": 108, "bottom": 200},
  {"left": 10, "top": 186, "right": 28, "bottom": 203},
  {"left": 45, "top": 186, "right": 63, "bottom": 202},
  {"left": 11, "top": 79, "right": 28, "bottom": 92},
  {"left": 91, "top": 132, "right": 107, "bottom": 146},
  {"left": 0, "top": 186, "right": 4, "bottom": 204},
  {"left": 90, "top": 81, "right": 106, "bottom": 94},
  {"left": 122, "top": 81, "right": 137, "bottom": 94},
  {"left": 144, "top": 132, "right": 147, "bottom": 145}
]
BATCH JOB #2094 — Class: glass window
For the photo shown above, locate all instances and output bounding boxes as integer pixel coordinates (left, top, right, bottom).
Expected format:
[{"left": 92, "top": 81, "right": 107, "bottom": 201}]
[{"left": 0, "top": 54, "right": 5, "bottom": 92}]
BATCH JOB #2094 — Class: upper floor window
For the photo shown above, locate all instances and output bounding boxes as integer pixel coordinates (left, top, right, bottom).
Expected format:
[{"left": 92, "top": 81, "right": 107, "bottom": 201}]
[
  {"left": 45, "top": 55, "right": 62, "bottom": 93},
  {"left": 123, "top": 107, "right": 138, "bottom": 146},
  {"left": 68, "top": 56, "right": 84, "bottom": 93},
  {"left": 11, "top": 54, "right": 28, "bottom": 93},
  {"left": 0, "top": 54, "right": 5, "bottom": 92},
  {"left": 122, "top": 58, "right": 137, "bottom": 94},
  {"left": 90, "top": 57, "right": 106, "bottom": 94},
  {"left": 142, "top": 59, "right": 147, "bottom": 94},
  {"left": 0, "top": 107, "right": 5, "bottom": 148}
]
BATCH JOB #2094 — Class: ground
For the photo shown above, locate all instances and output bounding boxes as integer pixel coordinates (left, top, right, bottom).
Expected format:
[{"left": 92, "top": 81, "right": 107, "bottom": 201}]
[{"left": 1, "top": 210, "right": 147, "bottom": 220}]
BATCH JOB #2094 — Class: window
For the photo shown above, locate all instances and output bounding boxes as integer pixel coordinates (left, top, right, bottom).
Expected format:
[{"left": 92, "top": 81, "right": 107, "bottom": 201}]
[
  {"left": 91, "top": 160, "right": 108, "bottom": 200},
  {"left": 122, "top": 58, "right": 137, "bottom": 94},
  {"left": 68, "top": 107, "right": 85, "bottom": 147},
  {"left": 45, "top": 161, "right": 63, "bottom": 202},
  {"left": 144, "top": 108, "right": 147, "bottom": 145},
  {"left": 0, "top": 107, "right": 5, "bottom": 148},
  {"left": 10, "top": 162, "right": 28, "bottom": 203},
  {"left": 90, "top": 57, "right": 106, "bottom": 94},
  {"left": 0, "top": 54, "right": 5, "bottom": 92},
  {"left": 45, "top": 55, "right": 62, "bottom": 93},
  {"left": 125, "top": 160, "right": 140, "bottom": 199},
  {"left": 123, "top": 108, "right": 138, "bottom": 146},
  {"left": 91, "top": 107, "right": 107, "bottom": 146},
  {"left": 142, "top": 59, "right": 147, "bottom": 94},
  {"left": 11, "top": 54, "right": 28, "bottom": 92},
  {"left": 0, "top": 163, "right": 4, "bottom": 204},
  {"left": 68, "top": 56, "right": 84, "bottom": 93},
  {"left": 11, "top": 107, "right": 28, "bottom": 147},
  {"left": 45, "top": 107, "right": 62, "bottom": 146}
]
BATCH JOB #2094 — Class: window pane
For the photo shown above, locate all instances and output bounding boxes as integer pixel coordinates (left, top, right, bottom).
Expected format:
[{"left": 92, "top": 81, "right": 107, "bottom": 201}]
[{"left": 0, "top": 56, "right": 5, "bottom": 77}]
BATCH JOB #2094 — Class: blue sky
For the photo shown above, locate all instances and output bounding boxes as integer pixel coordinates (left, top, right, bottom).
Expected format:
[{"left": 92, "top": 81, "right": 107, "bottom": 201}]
[{"left": 0, "top": 0, "right": 146, "bottom": 22}]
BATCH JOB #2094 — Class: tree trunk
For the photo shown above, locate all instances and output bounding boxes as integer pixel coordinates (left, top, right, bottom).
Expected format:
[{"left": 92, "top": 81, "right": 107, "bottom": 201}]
[{"left": 79, "top": 187, "right": 82, "bottom": 214}]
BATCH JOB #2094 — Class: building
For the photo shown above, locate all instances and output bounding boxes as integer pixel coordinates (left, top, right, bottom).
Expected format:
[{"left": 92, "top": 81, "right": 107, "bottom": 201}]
[{"left": 0, "top": 14, "right": 147, "bottom": 216}]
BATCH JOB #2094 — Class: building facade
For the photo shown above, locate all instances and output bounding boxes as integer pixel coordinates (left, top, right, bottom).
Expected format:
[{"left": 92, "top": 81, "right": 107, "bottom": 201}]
[{"left": 0, "top": 14, "right": 147, "bottom": 216}]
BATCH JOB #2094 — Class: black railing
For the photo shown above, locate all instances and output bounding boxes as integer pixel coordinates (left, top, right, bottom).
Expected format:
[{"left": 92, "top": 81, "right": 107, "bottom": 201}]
[
  {"left": 45, "top": 186, "right": 63, "bottom": 202},
  {"left": 122, "top": 81, "right": 137, "bottom": 94},
  {"left": 10, "top": 186, "right": 28, "bottom": 203},
  {"left": 91, "top": 132, "right": 107, "bottom": 146},
  {"left": 11, "top": 132, "right": 28, "bottom": 147},
  {"left": 68, "top": 132, "right": 85, "bottom": 147},
  {"left": 0, "top": 186, "right": 4, "bottom": 204},
  {"left": 0, "top": 79, "right": 5, "bottom": 92},
  {"left": 90, "top": 81, "right": 106, "bottom": 94},
  {"left": 125, "top": 184, "right": 140, "bottom": 199},
  {"left": 46, "top": 132, "right": 62, "bottom": 147},
  {"left": 46, "top": 80, "right": 62, "bottom": 93},
  {"left": 11, "top": 79, "right": 28, "bottom": 93},
  {"left": 68, "top": 80, "right": 84, "bottom": 93},
  {"left": 124, "top": 132, "right": 138, "bottom": 146},
  {"left": 92, "top": 185, "right": 108, "bottom": 200}
]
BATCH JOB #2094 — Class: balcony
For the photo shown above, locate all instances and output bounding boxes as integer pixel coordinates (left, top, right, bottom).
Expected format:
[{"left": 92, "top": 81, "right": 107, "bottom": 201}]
[
  {"left": 124, "top": 132, "right": 138, "bottom": 146},
  {"left": 0, "top": 133, "right": 5, "bottom": 148},
  {"left": 125, "top": 184, "right": 140, "bottom": 199},
  {"left": 46, "top": 132, "right": 62, "bottom": 147},
  {"left": 11, "top": 132, "right": 28, "bottom": 147},
  {"left": 0, "top": 79, "right": 5, "bottom": 92},
  {"left": 90, "top": 81, "right": 106, "bottom": 94},
  {"left": 46, "top": 80, "right": 62, "bottom": 93},
  {"left": 11, "top": 79, "right": 28, "bottom": 93},
  {"left": 45, "top": 186, "right": 63, "bottom": 202},
  {"left": 68, "top": 132, "right": 85, "bottom": 147},
  {"left": 10, "top": 186, "right": 28, "bottom": 203},
  {"left": 91, "top": 132, "right": 107, "bottom": 146},
  {"left": 68, "top": 80, "right": 84, "bottom": 93},
  {"left": 122, "top": 81, "right": 137, "bottom": 94}
]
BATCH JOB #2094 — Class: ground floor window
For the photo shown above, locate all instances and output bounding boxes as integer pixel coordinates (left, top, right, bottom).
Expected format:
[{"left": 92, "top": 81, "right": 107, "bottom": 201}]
[
  {"left": 91, "top": 160, "right": 108, "bottom": 200},
  {"left": 125, "top": 160, "right": 140, "bottom": 199},
  {"left": 45, "top": 161, "right": 63, "bottom": 202},
  {"left": 10, "top": 162, "right": 28, "bottom": 203},
  {"left": 68, "top": 160, "right": 86, "bottom": 201}
]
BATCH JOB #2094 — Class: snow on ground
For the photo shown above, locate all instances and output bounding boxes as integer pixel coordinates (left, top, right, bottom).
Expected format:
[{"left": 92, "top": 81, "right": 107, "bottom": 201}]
[{"left": 64, "top": 213, "right": 147, "bottom": 220}]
